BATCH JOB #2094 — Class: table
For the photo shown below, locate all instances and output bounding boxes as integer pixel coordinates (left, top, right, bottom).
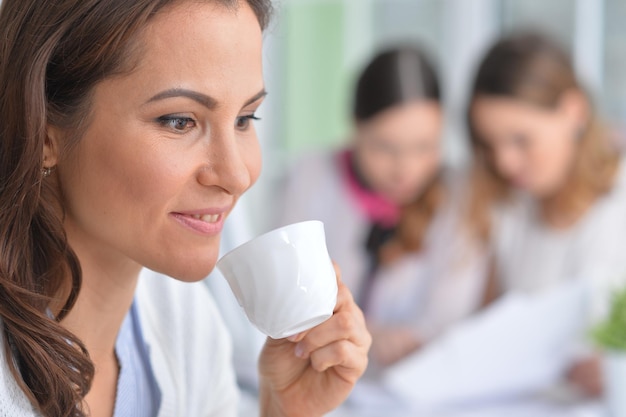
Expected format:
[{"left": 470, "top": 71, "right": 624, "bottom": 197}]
[
  {"left": 327, "top": 400, "right": 606, "bottom": 417},
  {"left": 239, "top": 391, "right": 607, "bottom": 417}
]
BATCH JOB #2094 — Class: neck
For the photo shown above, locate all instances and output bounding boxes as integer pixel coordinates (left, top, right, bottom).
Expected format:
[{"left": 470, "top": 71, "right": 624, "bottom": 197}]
[
  {"left": 341, "top": 149, "right": 400, "bottom": 227},
  {"left": 60, "top": 230, "right": 141, "bottom": 364},
  {"left": 539, "top": 184, "right": 590, "bottom": 229}
]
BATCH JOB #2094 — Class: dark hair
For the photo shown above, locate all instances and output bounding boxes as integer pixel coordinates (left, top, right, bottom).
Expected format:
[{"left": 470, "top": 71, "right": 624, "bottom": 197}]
[
  {"left": 353, "top": 45, "right": 440, "bottom": 122},
  {"left": 0, "top": 0, "right": 272, "bottom": 416},
  {"left": 351, "top": 46, "right": 443, "bottom": 262},
  {"left": 466, "top": 32, "right": 619, "bottom": 239}
]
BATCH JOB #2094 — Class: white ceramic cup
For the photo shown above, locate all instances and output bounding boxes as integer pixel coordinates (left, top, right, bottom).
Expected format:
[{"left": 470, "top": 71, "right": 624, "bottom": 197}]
[{"left": 216, "top": 220, "right": 338, "bottom": 339}]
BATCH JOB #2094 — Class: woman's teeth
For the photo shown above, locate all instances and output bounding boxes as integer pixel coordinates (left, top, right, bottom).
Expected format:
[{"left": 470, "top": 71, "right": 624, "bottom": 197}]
[{"left": 191, "top": 214, "right": 220, "bottom": 223}]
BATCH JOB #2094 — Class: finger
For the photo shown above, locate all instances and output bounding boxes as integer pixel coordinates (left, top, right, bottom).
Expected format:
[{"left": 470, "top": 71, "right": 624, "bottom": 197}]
[
  {"left": 574, "top": 361, "right": 599, "bottom": 380},
  {"left": 295, "top": 296, "right": 371, "bottom": 359},
  {"left": 334, "top": 279, "right": 356, "bottom": 313},
  {"left": 309, "top": 339, "right": 369, "bottom": 379},
  {"left": 285, "top": 276, "right": 352, "bottom": 344},
  {"left": 286, "top": 331, "right": 309, "bottom": 343},
  {"left": 285, "top": 262, "right": 346, "bottom": 344},
  {"left": 287, "top": 261, "right": 351, "bottom": 343},
  {"left": 294, "top": 309, "right": 367, "bottom": 358},
  {"left": 332, "top": 260, "right": 342, "bottom": 283}
]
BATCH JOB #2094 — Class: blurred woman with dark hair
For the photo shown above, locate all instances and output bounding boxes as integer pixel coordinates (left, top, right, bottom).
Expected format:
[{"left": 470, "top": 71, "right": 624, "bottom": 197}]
[
  {"left": 281, "top": 45, "right": 488, "bottom": 369},
  {"left": 467, "top": 32, "right": 626, "bottom": 397}
]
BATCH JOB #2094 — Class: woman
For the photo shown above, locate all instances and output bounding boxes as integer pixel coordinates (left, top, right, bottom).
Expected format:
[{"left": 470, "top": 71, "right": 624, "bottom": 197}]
[
  {"left": 0, "top": 1, "right": 370, "bottom": 416},
  {"left": 281, "top": 46, "right": 487, "bottom": 368},
  {"left": 467, "top": 32, "right": 626, "bottom": 396}
]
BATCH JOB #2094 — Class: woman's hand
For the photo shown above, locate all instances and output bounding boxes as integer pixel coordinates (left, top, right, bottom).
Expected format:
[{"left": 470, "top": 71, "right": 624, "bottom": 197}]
[
  {"left": 368, "top": 323, "right": 422, "bottom": 367},
  {"left": 258, "top": 264, "right": 371, "bottom": 417},
  {"left": 566, "top": 356, "right": 603, "bottom": 398}
]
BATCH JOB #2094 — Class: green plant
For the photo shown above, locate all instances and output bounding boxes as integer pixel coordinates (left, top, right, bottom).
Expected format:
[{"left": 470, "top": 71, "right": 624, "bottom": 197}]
[{"left": 591, "top": 285, "right": 626, "bottom": 351}]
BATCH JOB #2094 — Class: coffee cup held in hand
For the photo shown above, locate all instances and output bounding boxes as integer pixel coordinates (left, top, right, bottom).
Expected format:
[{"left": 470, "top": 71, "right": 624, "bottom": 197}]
[{"left": 216, "top": 220, "right": 338, "bottom": 339}]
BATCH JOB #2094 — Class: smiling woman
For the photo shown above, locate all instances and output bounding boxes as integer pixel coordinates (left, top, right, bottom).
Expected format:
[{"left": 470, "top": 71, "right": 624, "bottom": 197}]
[{"left": 0, "top": 1, "right": 370, "bottom": 416}]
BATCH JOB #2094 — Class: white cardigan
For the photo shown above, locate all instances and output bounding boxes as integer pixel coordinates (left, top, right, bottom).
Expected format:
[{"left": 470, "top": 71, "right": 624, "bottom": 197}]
[{"left": 0, "top": 269, "right": 239, "bottom": 417}]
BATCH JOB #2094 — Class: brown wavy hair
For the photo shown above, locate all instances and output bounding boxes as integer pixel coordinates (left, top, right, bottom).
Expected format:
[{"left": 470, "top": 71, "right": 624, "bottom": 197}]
[
  {"left": 352, "top": 45, "right": 444, "bottom": 263},
  {"left": 379, "top": 179, "right": 444, "bottom": 264},
  {"left": 0, "top": 0, "right": 272, "bottom": 416},
  {"left": 466, "top": 32, "right": 620, "bottom": 240}
]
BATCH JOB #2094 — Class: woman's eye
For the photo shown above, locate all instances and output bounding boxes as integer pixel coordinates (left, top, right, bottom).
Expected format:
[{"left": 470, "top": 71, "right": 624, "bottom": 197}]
[
  {"left": 156, "top": 116, "right": 196, "bottom": 133},
  {"left": 235, "top": 114, "right": 261, "bottom": 131}
]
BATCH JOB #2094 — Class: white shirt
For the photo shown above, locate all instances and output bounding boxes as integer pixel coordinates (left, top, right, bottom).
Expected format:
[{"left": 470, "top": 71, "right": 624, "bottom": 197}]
[
  {"left": 492, "top": 157, "right": 626, "bottom": 320},
  {"left": 0, "top": 269, "right": 239, "bottom": 417}
]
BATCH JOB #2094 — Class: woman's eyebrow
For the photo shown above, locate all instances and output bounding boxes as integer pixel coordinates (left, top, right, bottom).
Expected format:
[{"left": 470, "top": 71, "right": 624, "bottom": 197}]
[
  {"left": 245, "top": 89, "right": 268, "bottom": 106},
  {"left": 145, "top": 88, "right": 267, "bottom": 109}
]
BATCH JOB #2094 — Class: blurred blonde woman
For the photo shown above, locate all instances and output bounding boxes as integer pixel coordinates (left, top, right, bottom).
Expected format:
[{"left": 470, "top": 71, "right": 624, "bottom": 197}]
[
  {"left": 281, "top": 46, "right": 488, "bottom": 369},
  {"left": 467, "top": 32, "right": 626, "bottom": 397}
]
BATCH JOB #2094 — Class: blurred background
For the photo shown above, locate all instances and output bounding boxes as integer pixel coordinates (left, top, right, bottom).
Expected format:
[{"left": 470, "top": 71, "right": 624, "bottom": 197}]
[{"left": 249, "top": 0, "right": 626, "bottom": 234}]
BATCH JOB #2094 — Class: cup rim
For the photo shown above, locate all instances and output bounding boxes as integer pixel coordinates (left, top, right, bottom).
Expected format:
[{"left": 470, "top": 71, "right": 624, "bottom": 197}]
[{"left": 217, "top": 220, "right": 324, "bottom": 265}]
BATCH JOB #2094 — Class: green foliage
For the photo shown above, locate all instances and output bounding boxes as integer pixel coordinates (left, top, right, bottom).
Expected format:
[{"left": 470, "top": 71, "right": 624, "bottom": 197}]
[{"left": 591, "top": 286, "right": 626, "bottom": 351}]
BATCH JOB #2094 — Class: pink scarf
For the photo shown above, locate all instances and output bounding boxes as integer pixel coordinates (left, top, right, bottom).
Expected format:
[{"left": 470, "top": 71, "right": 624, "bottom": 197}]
[{"left": 338, "top": 149, "right": 400, "bottom": 228}]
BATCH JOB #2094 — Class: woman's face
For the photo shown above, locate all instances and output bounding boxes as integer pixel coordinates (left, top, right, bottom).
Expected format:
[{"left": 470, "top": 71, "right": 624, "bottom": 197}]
[
  {"left": 51, "top": 2, "right": 264, "bottom": 281},
  {"left": 353, "top": 101, "right": 442, "bottom": 206},
  {"left": 471, "top": 94, "right": 585, "bottom": 198}
]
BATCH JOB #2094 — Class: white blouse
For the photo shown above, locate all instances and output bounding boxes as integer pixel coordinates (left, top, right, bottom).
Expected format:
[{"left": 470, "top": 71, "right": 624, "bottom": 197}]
[{"left": 492, "top": 157, "right": 626, "bottom": 319}]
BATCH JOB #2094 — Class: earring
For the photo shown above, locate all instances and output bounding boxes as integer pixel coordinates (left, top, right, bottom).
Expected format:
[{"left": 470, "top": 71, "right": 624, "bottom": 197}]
[{"left": 42, "top": 166, "right": 54, "bottom": 178}]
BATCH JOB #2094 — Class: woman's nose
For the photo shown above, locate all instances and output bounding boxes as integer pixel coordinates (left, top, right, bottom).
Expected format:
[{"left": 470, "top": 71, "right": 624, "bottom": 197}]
[{"left": 197, "top": 130, "right": 253, "bottom": 196}]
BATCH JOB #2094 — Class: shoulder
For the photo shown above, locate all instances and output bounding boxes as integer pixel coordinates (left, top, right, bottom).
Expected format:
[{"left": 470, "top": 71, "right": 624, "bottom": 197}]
[
  {"left": 426, "top": 168, "right": 490, "bottom": 263},
  {"left": 430, "top": 167, "right": 483, "bottom": 233},
  {"left": 135, "top": 269, "right": 238, "bottom": 416},
  {"left": 606, "top": 156, "right": 626, "bottom": 201},
  {"left": 0, "top": 327, "right": 40, "bottom": 417},
  {"left": 291, "top": 149, "right": 340, "bottom": 172},
  {"left": 285, "top": 149, "right": 344, "bottom": 187},
  {"left": 585, "top": 156, "right": 626, "bottom": 227},
  {"left": 280, "top": 148, "right": 350, "bottom": 224}
]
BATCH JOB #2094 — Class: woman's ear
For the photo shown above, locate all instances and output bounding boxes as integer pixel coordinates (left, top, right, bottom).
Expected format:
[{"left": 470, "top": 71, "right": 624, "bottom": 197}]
[{"left": 43, "top": 125, "right": 61, "bottom": 168}]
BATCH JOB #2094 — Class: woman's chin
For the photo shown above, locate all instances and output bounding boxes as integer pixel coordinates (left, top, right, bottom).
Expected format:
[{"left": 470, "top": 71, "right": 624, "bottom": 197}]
[
  {"left": 147, "top": 252, "right": 220, "bottom": 283},
  {"left": 170, "top": 267, "right": 217, "bottom": 283}
]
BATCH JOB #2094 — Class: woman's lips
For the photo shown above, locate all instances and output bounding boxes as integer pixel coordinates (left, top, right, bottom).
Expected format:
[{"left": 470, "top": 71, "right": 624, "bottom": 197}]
[
  {"left": 189, "top": 213, "right": 220, "bottom": 223},
  {"left": 170, "top": 211, "right": 226, "bottom": 235}
]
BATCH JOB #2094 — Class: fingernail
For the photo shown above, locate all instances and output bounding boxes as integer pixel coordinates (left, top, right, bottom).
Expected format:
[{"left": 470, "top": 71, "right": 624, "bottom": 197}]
[
  {"left": 294, "top": 344, "right": 305, "bottom": 358},
  {"left": 287, "top": 333, "right": 300, "bottom": 342}
]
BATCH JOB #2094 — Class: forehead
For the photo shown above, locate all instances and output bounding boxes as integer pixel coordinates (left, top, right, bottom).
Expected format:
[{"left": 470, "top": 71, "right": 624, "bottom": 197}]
[
  {"left": 110, "top": 1, "right": 264, "bottom": 103},
  {"left": 362, "top": 101, "right": 442, "bottom": 138},
  {"left": 472, "top": 96, "right": 556, "bottom": 133}
]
